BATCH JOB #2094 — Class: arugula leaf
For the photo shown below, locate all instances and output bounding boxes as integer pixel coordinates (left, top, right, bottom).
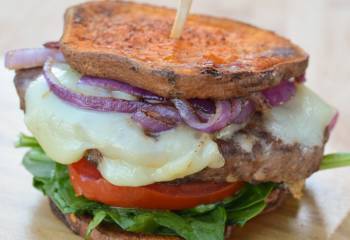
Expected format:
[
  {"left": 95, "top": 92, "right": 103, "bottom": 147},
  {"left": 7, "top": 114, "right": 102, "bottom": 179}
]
[
  {"left": 151, "top": 207, "right": 226, "bottom": 240},
  {"left": 186, "top": 207, "right": 226, "bottom": 240},
  {"left": 180, "top": 202, "right": 218, "bottom": 216},
  {"left": 320, "top": 153, "right": 350, "bottom": 170},
  {"left": 227, "top": 201, "right": 266, "bottom": 226},
  {"left": 223, "top": 183, "right": 274, "bottom": 226},
  {"left": 17, "top": 134, "right": 276, "bottom": 240},
  {"left": 225, "top": 183, "right": 275, "bottom": 210},
  {"left": 129, "top": 214, "right": 161, "bottom": 233},
  {"left": 22, "top": 149, "right": 55, "bottom": 178},
  {"left": 86, "top": 211, "right": 107, "bottom": 238},
  {"left": 180, "top": 183, "right": 275, "bottom": 219},
  {"left": 16, "top": 133, "right": 42, "bottom": 149},
  {"left": 105, "top": 209, "right": 140, "bottom": 230}
]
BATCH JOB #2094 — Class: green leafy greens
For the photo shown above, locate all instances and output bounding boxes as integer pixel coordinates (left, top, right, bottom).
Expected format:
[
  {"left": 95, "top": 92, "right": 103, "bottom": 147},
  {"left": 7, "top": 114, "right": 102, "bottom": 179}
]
[
  {"left": 320, "top": 153, "right": 350, "bottom": 170},
  {"left": 18, "top": 134, "right": 350, "bottom": 240}
]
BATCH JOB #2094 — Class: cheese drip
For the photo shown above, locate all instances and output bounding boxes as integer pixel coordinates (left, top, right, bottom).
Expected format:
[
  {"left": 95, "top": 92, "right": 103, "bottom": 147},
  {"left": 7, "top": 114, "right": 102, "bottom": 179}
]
[
  {"left": 264, "top": 85, "right": 336, "bottom": 147},
  {"left": 24, "top": 64, "right": 225, "bottom": 186}
]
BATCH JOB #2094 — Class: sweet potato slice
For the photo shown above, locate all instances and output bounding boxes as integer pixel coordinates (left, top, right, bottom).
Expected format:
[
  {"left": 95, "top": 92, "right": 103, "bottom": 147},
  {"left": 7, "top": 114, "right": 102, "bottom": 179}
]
[{"left": 61, "top": 1, "right": 308, "bottom": 99}]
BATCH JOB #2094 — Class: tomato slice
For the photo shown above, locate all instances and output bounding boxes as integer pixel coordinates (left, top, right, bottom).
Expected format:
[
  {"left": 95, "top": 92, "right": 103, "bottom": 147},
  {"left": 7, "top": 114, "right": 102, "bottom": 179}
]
[{"left": 69, "top": 159, "right": 244, "bottom": 210}]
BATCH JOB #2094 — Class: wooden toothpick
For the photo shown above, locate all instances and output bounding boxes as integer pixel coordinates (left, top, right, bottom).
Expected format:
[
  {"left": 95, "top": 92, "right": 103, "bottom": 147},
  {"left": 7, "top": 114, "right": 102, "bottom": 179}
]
[{"left": 170, "top": 0, "right": 193, "bottom": 39}]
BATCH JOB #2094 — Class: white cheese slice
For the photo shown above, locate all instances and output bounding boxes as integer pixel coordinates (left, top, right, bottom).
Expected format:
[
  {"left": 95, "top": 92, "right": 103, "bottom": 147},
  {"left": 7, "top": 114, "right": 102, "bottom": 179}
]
[
  {"left": 264, "top": 85, "right": 336, "bottom": 147},
  {"left": 24, "top": 64, "right": 224, "bottom": 187}
]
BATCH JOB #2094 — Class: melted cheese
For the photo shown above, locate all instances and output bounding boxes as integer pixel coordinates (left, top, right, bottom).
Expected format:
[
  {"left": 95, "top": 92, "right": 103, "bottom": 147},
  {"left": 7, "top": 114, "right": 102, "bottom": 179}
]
[
  {"left": 215, "top": 123, "right": 246, "bottom": 140},
  {"left": 264, "top": 85, "right": 336, "bottom": 147},
  {"left": 24, "top": 65, "right": 224, "bottom": 187}
]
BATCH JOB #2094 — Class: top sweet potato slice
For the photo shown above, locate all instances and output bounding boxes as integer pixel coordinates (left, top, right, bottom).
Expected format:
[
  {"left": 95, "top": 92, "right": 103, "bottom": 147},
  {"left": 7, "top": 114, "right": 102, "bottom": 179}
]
[{"left": 60, "top": 0, "right": 308, "bottom": 99}]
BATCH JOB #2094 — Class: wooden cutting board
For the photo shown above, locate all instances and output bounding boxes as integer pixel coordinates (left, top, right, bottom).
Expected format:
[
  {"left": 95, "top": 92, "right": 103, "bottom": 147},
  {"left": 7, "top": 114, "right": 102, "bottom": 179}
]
[{"left": 0, "top": 0, "right": 350, "bottom": 239}]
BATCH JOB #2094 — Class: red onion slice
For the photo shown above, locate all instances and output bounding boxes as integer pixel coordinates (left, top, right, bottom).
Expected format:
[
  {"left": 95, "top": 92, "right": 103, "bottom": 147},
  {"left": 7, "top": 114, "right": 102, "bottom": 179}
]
[
  {"left": 79, "top": 76, "right": 165, "bottom": 102},
  {"left": 196, "top": 111, "right": 212, "bottom": 122},
  {"left": 172, "top": 99, "right": 241, "bottom": 133},
  {"left": 262, "top": 80, "right": 296, "bottom": 107},
  {"left": 295, "top": 74, "right": 306, "bottom": 83},
  {"left": 43, "top": 59, "right": 145, "bottom": 113},
  {"left": 43, "top": 41, "right": 60, "bottom": 49},
  {"left": 232, "top": 100, "right": 255, "bottom": 124},
  {"left": 132, "top": 105, "right": 182, "bottom": 132},
  {"left": 327, "top": 112, "right": 339, "bottom": 134},
  {"left": 42, "top": 59, "right": 257, "bottom": 133},
  {"left": 189, "top": 99, "right": 216, "bottom": 114},
  {"left": 5, "top": 48, "right": 65, "bottom": 70}
]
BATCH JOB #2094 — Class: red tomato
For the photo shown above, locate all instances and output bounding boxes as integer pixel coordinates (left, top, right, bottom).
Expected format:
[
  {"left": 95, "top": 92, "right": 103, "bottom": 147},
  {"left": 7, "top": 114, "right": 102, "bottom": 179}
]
[{"left": 69, "top": 159, "right": 244, "bottom": 210}]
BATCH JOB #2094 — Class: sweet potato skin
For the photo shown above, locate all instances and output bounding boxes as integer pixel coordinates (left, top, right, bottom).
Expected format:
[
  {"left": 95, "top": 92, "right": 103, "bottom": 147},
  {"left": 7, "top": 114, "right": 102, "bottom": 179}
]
[{"left": 61, "top": 0, "right": 308, "bottom": 99}]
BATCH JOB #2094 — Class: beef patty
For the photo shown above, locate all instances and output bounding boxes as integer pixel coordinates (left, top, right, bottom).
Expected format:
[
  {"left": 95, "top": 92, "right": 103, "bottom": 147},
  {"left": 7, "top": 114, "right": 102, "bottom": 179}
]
[{"left": 14, "top": 68, "right": 325, "bottom": 184}]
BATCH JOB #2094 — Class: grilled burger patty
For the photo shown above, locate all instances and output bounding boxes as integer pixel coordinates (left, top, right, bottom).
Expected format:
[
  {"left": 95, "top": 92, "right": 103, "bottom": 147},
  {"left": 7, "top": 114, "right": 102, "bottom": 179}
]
[{"left": 15, "top": 68, "right": 325, "bottom": 185}]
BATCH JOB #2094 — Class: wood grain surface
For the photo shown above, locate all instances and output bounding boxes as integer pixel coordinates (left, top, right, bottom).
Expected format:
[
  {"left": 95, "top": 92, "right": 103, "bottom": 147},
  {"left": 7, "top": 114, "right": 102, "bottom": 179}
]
[{"left": 0, "top": 0, "right": 349, "bottom": 239}]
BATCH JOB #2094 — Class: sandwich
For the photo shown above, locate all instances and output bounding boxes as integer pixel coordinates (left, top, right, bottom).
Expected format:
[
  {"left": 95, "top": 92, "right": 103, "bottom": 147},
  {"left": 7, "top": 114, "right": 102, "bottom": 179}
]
[{"left": 5, "top": 1, "right": 350, "bottom": 240}]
